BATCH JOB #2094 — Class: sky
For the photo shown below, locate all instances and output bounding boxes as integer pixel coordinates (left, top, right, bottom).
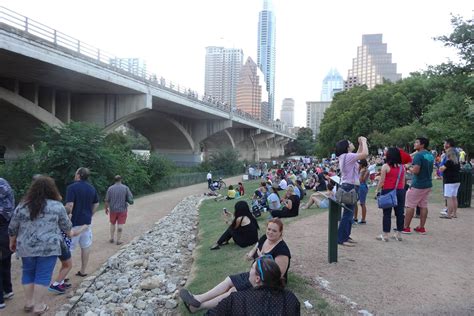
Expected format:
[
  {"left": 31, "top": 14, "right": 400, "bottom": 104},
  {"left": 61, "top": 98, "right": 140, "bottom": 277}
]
[{"left": 2, "top": 0, "right": 472, "bottom": 127}]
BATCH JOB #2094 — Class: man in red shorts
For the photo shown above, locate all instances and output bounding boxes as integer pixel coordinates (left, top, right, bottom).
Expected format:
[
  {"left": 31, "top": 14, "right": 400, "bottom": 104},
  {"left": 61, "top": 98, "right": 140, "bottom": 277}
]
[
  {"left": 403, "top": 137, "right": 434, "bottom": 235},
  {"left": 105, "top": 175, "right": 134, "bottom": 245}
]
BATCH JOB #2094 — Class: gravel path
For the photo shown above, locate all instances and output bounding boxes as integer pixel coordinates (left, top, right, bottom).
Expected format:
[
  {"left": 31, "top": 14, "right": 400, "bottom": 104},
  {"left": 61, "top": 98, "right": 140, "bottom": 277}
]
[
  {"left": 285, "top": 199, "right": 474, "bottom": 315},
  {"left": 2, "top": 175, "right": 243, "bottom": 316}
]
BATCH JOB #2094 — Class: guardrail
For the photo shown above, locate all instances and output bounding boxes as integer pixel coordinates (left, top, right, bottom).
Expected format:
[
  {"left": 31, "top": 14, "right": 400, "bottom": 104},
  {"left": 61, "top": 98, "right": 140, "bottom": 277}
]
[{"left": 0, "top": 6, "right": 294, "bottom": 137}]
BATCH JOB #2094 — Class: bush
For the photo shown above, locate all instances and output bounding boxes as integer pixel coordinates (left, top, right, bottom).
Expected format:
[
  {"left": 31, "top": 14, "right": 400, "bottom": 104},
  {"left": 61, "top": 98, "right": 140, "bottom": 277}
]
[
  {"left": 146, "top": 153, "right": 176, "bottom": 187},
  {"left": 207, "top": 148, "right": 242, "bottom": 176}
]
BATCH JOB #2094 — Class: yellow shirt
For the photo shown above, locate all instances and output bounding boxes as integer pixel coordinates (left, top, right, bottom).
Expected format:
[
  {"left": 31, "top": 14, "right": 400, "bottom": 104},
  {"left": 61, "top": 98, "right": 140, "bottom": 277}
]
[{"left": 227, "top": 189, "right": 236, "bottom": 199}]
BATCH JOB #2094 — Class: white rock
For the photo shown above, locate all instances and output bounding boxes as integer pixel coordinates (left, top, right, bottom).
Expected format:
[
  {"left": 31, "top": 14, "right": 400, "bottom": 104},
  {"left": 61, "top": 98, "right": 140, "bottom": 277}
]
[
  {"left": 84, "top": 312, "right": 98, "bottom": 316},
  {"left": 165, "top": 299, "right": 178, "bottom": 309}
]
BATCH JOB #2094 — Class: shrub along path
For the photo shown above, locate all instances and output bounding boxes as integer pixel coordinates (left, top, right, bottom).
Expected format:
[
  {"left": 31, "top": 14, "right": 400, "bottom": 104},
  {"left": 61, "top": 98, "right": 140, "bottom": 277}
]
[{"left": 3, "top": 175, "right": 243, "bottom": 315}]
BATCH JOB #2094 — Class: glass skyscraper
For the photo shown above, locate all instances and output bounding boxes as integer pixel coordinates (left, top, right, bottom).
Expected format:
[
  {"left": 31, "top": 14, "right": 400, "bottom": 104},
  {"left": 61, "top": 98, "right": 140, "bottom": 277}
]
[
  {"left": 320, "top": 68, "right": 344, "bottom": 101},
  {"left": 204, "top": 46, "right": 243, "bottom": 107},
  {"left": 257, "top": 0, "right": 276, "bottom": 121}
]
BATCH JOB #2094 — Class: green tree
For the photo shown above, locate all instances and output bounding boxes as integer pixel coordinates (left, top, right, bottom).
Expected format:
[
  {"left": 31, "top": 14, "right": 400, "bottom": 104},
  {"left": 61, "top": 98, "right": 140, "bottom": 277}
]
[{"left": 293, "top": 127, "right": 316, "bottom": 155}]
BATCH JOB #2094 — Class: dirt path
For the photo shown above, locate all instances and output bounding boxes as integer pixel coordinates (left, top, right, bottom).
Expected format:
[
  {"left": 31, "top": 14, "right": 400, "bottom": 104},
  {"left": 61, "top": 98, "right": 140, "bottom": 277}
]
[
  {"left": 285, "top": 199, "right": 474, "bottom": 315},
  {"left": 1, "top": 175, "right": 243, "bottom": 316}
]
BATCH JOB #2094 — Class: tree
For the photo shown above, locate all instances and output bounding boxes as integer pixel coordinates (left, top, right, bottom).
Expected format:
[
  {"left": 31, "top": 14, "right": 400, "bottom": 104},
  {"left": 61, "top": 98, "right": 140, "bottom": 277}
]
[{"left": 293, "top": 127, "right": 315, "bottom": 155}]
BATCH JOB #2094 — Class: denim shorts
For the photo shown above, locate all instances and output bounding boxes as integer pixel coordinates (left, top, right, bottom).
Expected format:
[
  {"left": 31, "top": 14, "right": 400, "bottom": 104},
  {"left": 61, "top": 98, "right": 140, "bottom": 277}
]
[
  {"left": 21, "top": 256, "right": 57, "bottom": 286},
  {"left": 359, "top": 183, "right": 369, "bottom": 204},
  {"left": 58, "top": 241, "right": 72, "bottom": 261}
]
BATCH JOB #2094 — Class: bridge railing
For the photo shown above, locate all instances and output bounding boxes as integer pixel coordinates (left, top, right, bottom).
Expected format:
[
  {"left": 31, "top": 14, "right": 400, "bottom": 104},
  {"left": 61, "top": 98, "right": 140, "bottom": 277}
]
[{"left": 0, "top": 6, "right": 293, "bottom": 137}]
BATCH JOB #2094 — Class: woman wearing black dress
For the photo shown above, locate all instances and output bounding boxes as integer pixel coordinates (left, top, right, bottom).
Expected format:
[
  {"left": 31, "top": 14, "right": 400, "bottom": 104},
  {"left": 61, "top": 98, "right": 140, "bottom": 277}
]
[{"left": 210, "top": 201, "right": 259, "bottom": 250}]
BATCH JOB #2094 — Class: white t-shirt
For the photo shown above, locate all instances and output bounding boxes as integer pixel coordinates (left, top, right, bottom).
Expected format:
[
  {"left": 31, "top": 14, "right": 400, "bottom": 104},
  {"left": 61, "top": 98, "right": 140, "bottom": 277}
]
[
  {"left": 368, "top": 164, "right": 376, "bottom": 175},
  {"left": 207, "top": 173, "right": 212, "bottom": 180},
  {"left": 268, "top": 193, "right": 281, "bottom": 210},
  {"left": 279, "top": 179, "right": 288, "bottom": 190}
]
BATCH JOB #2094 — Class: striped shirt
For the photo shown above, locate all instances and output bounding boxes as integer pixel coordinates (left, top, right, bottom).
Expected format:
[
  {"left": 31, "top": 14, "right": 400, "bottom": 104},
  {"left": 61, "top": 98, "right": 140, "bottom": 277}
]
[{"left": 105, "top": 183, "right": 133, "bottom": 213}]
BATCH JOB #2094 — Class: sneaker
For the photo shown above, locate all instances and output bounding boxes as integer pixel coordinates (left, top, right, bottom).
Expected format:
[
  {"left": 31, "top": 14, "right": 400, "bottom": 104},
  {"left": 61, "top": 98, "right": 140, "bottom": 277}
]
[
  {"left": 358, "top": 220, "right": 366, "bottom": 224},
  {"left": 376, "top": 234, "right": 389, "bottom": 242},
  {"left": 440, "top": 208, "right": 448, "bottom": 215},
  {"left": 3, "top": 292, "right": 14, "bottom": 299},
  {"left": 0, "top": 303, "right": 5, "bottom": 309},
  {"left": 414, "top": 227, "right": 427, "bottom": 235},
  {"left": 60, "top": 283, "right": 72, "bottom": 289},
  {"left": 48, "top": 284, "right": 66, "bottom": 294},
  {"left": 401, "top": 228, "right": 412, "bottom": 234}
]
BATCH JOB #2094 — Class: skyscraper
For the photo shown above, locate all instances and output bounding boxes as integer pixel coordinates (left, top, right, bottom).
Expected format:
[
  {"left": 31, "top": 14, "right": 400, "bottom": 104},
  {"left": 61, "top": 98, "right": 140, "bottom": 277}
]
[
  {"left": 345, "top": 34, "right": 401, "bottom": 90},
  {"left": 235, "top": 57, "right": 267, "bottom": 120},
  {"left": 257, "top": 0, "right": 276, "bottom": 121},
  {"left": 321, "top": 68, "right": 344, "bottom": 101},
  {"left": 280, "top": 98, "right": 294, "bottom": 127},
  {"left": 306, "top": 101, "right": 332, "bottom": 138},
  {"left": 204, "top": 46, "right": 243, "bottom": 107}
]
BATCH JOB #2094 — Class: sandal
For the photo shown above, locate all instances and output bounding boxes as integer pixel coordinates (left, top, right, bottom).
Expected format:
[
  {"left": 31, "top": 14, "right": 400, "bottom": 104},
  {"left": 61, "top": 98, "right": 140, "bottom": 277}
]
[
  {"left": 76, "top": 271, "right": 88, "bottom": 277},
  {"left": 33, "top": 304, "right": 49, "bottom": 315},
  {"left": 179, "top": 289, "right": 201, "bottom": 308},
  {"left": 439, "top": 215, "right": 452, "bottom": 219}
]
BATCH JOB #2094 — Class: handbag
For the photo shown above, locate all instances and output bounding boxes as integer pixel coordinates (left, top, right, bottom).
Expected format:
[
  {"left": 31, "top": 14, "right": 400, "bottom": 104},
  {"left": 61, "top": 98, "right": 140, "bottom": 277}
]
[
  {"left": 335, "top": 154, "right": 359, "bottom": 205},
  {"left": 377, "top": 166, "right": 403, "bottom": 209}
]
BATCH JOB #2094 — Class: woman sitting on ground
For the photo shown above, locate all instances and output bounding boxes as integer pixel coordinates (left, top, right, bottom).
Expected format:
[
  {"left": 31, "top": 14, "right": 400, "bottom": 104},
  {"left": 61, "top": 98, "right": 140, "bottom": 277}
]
[
  {"left": 210, "top": 201, "right": 259, "bottom": 250},
  {"left": 302, "top": 182, "right": 335, "bottom": 209},
  {"left": 267, "top": 185, "right": 281, "bottom": 212},
  {"left": 180, "top": 219, "right": 291, "bottom": 313},
  {"left": 205, "top": 257, "right": 300, "bottom": 315},
  {"left": 270, "top": 185, "right": 300, "bottom": 218},
  {"left": 252, "top": 182, "right": 268, "bottom": 207},
  {"left": 236, "top": 182, "right": 245, "bottom": 197},
  {"left": 215, "top": 185, "right": 237, "bottom": 202},
  {"left": 304, "top": 177, "right": 315, "bottom": 190}
]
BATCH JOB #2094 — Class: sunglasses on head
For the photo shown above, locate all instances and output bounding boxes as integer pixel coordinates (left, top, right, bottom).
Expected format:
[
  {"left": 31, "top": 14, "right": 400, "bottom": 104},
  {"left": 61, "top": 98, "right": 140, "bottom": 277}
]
[{"left": 255, "top": 254, "right": 274, "bottom": 281}]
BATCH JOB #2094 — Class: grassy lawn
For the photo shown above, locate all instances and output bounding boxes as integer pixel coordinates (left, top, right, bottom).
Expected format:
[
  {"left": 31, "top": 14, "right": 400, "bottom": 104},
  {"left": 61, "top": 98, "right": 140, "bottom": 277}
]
[{"left": 181, "top": 180, "right": 341, "bottom": 315}]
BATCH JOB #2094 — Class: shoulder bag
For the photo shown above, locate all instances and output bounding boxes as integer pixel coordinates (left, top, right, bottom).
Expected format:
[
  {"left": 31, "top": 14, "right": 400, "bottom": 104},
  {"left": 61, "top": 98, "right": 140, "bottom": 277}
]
[
  {"left": 335, "top": 154, "right": 358, "bottom": 205},
  {"left": 377, "top": 166, "right": 403, "bottom": 209}
]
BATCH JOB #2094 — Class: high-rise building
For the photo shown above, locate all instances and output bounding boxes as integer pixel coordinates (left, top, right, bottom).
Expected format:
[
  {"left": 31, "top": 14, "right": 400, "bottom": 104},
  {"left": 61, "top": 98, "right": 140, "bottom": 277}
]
[
  {"left": 345, "top": 34, "right": 401, "bottom": 90},
  {"left": 321, "top": 68, "right": 344, "bottom": 101},
  {"left": 306, "top": 101, "right": 332, "bottom": 137},
  {"left": 280, "top": 98, "right": 294, "bottom": 127},
  {"left": 204, "top": 46, "right": 243, "bottom": 107},
  {"left": 257, "top": 0, "right": 276, "bottom": 121},
  {"left": 109, "top": 58, "right": 146, "bottom": 77},
  {"left": 235, "top": 57, "right": 267, "bottom": 120}
]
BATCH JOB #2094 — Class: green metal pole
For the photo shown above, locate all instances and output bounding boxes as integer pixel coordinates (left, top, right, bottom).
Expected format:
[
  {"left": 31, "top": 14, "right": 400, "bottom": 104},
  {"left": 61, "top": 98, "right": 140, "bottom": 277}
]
[{"left": 328, "top": 199, "right": 340, "bottom": 263}]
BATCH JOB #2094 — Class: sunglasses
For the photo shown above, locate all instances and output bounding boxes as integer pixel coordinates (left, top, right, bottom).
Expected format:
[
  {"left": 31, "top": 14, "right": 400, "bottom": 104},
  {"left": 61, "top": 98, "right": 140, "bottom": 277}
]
[{"left": 255, "top": 254, "right": 274, "bottom": 281}]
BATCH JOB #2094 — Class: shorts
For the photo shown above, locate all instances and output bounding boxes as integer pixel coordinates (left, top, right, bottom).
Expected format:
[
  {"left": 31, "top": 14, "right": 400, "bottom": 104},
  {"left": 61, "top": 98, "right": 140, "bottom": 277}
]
[
  {"left": 58, "top": 240, "right": 72, "bottom": 261},
  {"left": 21, "top": 256, "right": 57, "bottom": 286},
  {"left": 405, "top": 187, "right": 432, "bottom": 209},
  {"left": 70, "top": 226, "right": 93, "bottom": 251},
  {"left": 110, "top": 211, "right": 128, "bottom": 225},
  {"left": 359, "top": 184, "right": 368, "bottom": 204},
  {"left": 319, "top": 198, "right": 329, "bottom": 208},
  {"left": 229, "top": 272, "right": 252, "bottom": 291},
  {"left": 444, "top": 183, "right": 460, "bottom": 197}
]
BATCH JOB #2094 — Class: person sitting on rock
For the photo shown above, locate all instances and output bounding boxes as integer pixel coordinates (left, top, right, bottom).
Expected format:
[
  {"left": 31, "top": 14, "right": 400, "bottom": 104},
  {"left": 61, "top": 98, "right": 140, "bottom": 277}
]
[
  {"left": 205, "top": 257, "right": 300, "bottom": 315},
  {"left": 210, "top": 201, "right": 259, "bottom": 250},
  {"left": 180, "top": 219, "right": 291, "bottom": 313}
]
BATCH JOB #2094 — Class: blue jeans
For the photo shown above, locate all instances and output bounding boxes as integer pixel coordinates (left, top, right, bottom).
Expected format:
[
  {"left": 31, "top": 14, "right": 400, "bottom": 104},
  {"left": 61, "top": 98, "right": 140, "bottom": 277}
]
[
  {"left": 382, "top": 189, "right": 406, "bottom": 233},
  {"left": 337, "top": 183, "right": 355, "bottom": 244},
  {"left": 21, "top": 256, "right": 57, "bottom": 286}
]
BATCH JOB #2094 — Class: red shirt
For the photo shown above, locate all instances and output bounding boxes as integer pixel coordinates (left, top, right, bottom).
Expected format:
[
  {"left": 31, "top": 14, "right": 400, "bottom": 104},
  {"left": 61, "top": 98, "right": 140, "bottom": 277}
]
[{"left": 383, "top": 165, "right": 405, "bottom": 190}]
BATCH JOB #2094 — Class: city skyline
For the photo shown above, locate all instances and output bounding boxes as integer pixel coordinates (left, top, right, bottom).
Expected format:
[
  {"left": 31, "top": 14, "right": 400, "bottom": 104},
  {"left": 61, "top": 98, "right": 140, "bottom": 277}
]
[{"left": 1, "top": 0, "right": 471, "bottom": 127}]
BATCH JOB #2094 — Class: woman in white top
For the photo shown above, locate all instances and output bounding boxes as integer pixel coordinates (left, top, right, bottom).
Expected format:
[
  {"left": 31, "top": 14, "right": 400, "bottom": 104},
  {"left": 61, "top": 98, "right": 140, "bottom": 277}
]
[{"left": 267, "top": 186, "right": 281, "bottom": 211}]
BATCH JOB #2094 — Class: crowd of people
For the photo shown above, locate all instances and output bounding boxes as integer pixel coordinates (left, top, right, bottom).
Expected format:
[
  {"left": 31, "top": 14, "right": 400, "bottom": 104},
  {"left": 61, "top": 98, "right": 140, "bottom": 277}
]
[
  {"left": 0, "top": 168, "right": 133, "bottom": 313},
  {"left": 0, "top": 135, "right": 470, "bottom": 314},
  {"left": 181, "top": 135, "right": 470, "bottom": 314}
]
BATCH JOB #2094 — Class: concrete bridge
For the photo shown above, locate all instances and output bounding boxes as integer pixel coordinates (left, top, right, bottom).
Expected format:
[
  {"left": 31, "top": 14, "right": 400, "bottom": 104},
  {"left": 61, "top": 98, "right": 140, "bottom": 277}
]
[{"left": 0, "top": 7, "right": 294, "bottom": 165}]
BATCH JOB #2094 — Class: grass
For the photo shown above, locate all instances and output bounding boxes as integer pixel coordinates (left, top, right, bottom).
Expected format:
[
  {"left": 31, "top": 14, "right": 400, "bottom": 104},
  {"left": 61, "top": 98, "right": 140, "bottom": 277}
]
[{"left": 180, "top": 180, "right": 341, "bottom": 315}]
